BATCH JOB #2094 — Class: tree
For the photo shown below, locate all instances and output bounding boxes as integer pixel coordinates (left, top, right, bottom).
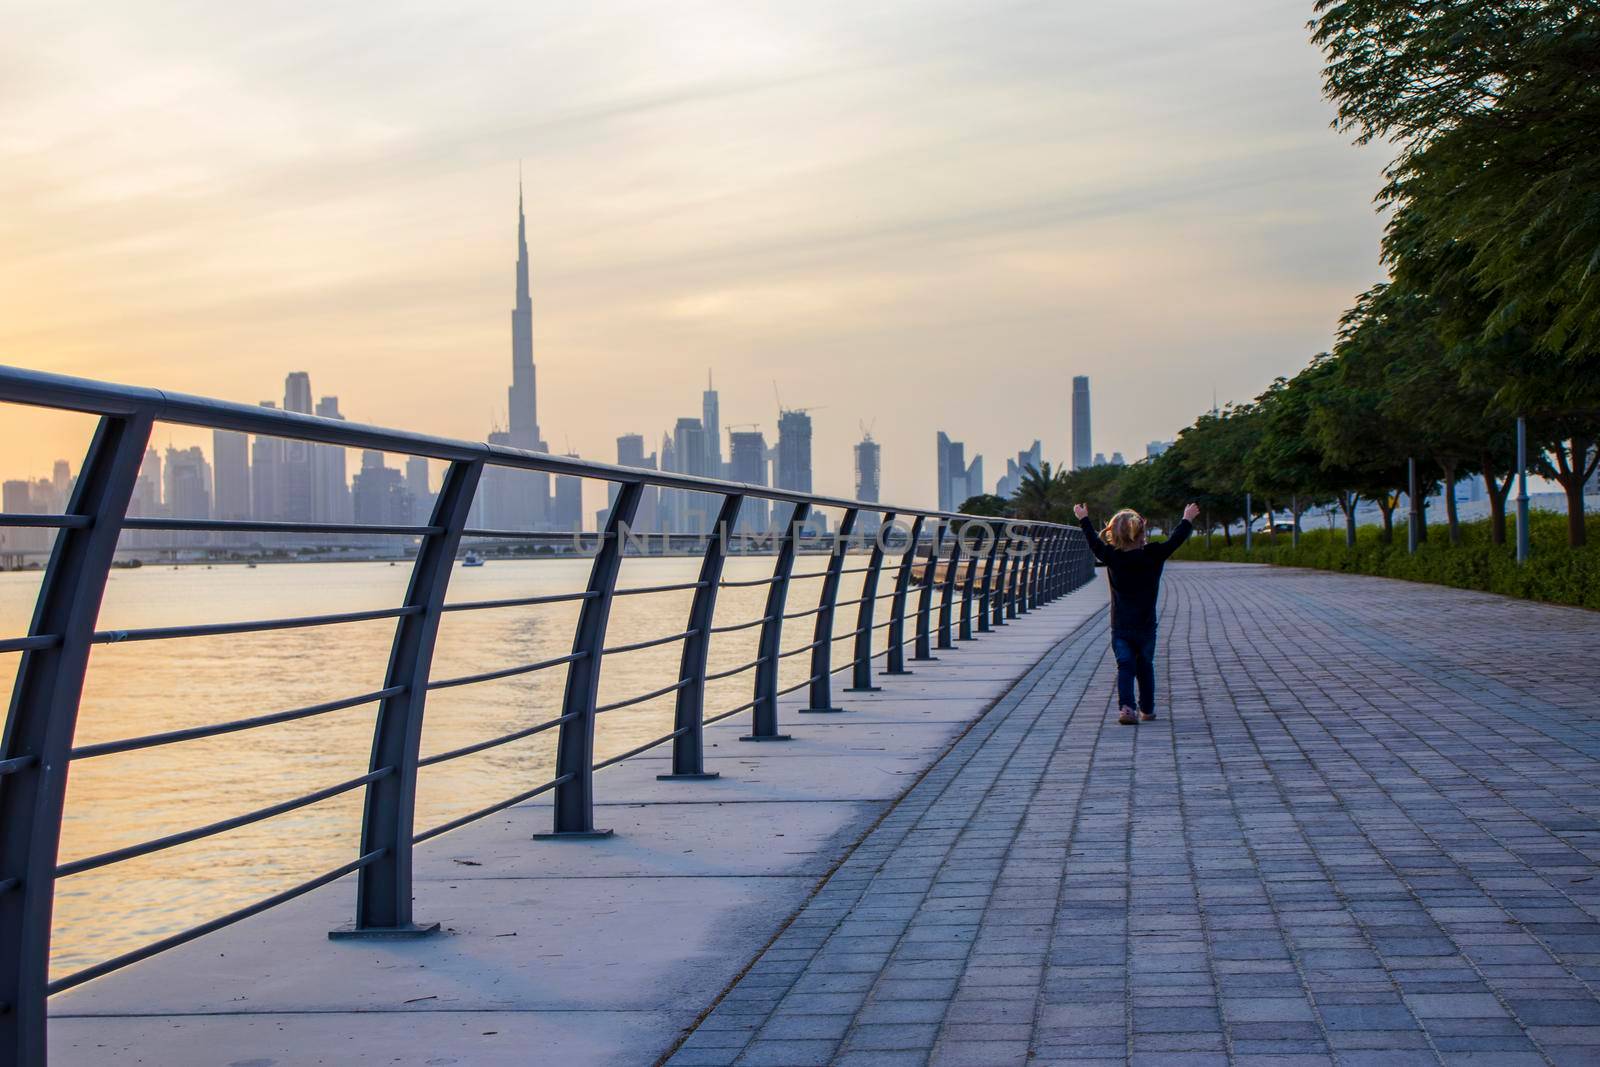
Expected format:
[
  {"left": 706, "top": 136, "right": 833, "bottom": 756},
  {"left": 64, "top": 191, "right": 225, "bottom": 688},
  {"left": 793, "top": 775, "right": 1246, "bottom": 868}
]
[
  {"left": 1010, "top": 462, "right": 1069, "bottom": 521},
  {"left": 959, "top": 493, "right": 1011, "bottom": 518}
]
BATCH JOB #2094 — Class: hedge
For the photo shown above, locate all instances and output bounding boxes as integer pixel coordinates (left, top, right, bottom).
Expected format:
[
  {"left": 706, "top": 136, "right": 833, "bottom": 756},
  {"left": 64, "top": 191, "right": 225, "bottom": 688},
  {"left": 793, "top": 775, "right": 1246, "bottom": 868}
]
[{"left": 1173, "top": 510, "right": 1600, "bottom": 611}]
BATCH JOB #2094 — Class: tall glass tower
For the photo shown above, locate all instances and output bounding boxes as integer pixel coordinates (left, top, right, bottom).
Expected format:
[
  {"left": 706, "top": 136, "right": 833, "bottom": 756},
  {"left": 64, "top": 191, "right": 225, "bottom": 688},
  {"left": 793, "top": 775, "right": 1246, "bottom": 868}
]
[{"left": 1071, "top": 376, "right": 1092, "bottom": 471}]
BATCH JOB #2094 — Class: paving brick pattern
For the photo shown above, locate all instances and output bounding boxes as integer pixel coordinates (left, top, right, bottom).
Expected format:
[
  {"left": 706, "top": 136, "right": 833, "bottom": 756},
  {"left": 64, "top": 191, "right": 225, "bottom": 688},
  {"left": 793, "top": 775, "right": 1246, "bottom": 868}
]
[{"left": 666, "top": 564, "right": 1600, "bottom": 1066}]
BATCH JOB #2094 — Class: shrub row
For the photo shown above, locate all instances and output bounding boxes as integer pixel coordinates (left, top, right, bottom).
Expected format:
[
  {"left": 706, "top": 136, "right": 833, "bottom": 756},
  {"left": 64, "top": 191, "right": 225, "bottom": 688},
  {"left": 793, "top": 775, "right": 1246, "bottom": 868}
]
[{"left": 1173, "top": 511, "right": 1600, "bottom": 611}]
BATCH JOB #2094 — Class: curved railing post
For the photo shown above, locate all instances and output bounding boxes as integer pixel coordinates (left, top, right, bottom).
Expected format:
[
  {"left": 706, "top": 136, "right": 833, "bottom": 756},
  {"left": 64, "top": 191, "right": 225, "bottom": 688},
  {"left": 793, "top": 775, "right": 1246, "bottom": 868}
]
[
  {"left": 745, "top": 502, "right": 809, "bottom": 742},
  {"left": 1005, "top": 528, "right": 1023, "bottom": 620},
  {"left": 804, "top": 507, "right": 858, "bottom": 714},
  {"left": 957, "top": 522, "right": 983, "bottom": 641},
  {"left": 1032, "top": 529, "right": 1053, "bottom": 606},
  {"left": 936, "top": 527, "right": 960, "bottom": 650},
  {"left": 977, "top": 528, "right": 1002, "bottom": 634},
  {"left": 912, "top": 521, "right": 944, "bottom": 661},
  {"left": 883, "top": 515, "right": 924, "bottom": 676},
  {"left": 0, "top": 411, "right": 151, "bottom": 1067},
  {"left": 660, "top": 492, "right": 743, "bottom": 780},
  {"left": 846, "top": 511, "right": 893, "bottom": 693},
  {"left": 991, "top": 532, "right": 1012, "bottom": 627},
  {"left": 540, "top": 480, "right": 642, "bottom": 839},
  {"left": 334, "top": 458, "right": 483, "bottom": 938}
]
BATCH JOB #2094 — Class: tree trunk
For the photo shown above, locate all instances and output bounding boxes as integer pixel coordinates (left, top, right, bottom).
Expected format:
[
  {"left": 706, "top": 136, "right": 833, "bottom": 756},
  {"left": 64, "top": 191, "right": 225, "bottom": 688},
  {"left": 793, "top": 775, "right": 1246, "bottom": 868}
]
[
  {"left": 1549, "top": 436, "right": 1595, "bottom": 548},
  {"left": 1441, "top": 460, "right": 1460, "bottom": 545},
  {"left": 1266, "top": 498, "right": 1276, "bottom": 542},
  {"left": 1482, "top": 453, "right": 1513, "bottom": 545},
  {"left": 1290, "top": 494, "right": 1300, "bottom": 550},
  {"left": 1377, "top": 496, "right": 1395, "bottom": 544},
  {"left": 1222, "top": 524, "right": 1232, "bottom": 548},
  {"left": 1338, "top": 491, "right": 1358, "bottom": 548}
]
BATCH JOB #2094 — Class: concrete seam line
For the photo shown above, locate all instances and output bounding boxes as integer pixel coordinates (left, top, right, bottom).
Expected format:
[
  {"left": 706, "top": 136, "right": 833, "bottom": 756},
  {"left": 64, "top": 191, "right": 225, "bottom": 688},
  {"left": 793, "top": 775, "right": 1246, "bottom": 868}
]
[{"left": 652, "top": 602, "right": 1108, "bottom": 1066}]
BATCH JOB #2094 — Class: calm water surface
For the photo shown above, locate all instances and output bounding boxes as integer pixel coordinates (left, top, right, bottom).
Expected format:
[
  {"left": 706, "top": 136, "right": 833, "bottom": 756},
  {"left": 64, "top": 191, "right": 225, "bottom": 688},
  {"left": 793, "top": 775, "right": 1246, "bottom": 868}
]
[{"left": 0, "top": 555, "right": 877, "bottom": 978}]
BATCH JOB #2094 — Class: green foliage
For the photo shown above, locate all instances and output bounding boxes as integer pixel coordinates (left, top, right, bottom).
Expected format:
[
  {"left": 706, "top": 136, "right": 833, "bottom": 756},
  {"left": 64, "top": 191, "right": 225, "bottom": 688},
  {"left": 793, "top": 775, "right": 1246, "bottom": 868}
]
[
  {"left": 1177, "top": 511, "right": 1600, "bottom": 611},
  {"left": 958, "top": 493, "right": 1012, "bottom": 517}
]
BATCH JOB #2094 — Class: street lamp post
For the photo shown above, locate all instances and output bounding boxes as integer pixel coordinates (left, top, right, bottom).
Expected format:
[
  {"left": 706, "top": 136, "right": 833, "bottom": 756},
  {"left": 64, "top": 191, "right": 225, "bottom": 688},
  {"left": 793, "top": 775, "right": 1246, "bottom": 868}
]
[
  {"left": 1516, "top": 417, "right": 1530, "bottom": 564},
  {"left": 1407, "top": 457, "right": 1419, "bottom": 555},
  {"left": 1244, "top": 492, "right": 1252, "bottom": 553}
]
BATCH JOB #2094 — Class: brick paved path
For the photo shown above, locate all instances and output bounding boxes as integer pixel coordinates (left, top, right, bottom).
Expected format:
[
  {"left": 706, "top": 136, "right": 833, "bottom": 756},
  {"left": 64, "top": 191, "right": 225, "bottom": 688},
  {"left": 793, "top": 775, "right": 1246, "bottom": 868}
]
[{"left": 665, "top": 564, "right": 1600, "bottom": 1066}]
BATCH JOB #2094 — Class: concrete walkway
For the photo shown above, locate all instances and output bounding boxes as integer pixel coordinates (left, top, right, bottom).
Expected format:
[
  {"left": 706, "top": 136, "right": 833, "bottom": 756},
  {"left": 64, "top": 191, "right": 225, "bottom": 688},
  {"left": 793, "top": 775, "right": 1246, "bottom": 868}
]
[
  {"left": 668, "top": 564, "right": 1600, "bottom": 1066},
  {"left": 51, "top": 581, "right": 1106, "bottom": 1065}
]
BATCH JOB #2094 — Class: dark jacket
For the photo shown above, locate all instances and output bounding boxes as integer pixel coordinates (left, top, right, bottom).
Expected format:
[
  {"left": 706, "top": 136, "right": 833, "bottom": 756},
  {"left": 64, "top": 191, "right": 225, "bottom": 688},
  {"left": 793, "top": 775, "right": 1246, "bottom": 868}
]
[{"left": 1080, "top": 517, "right": 1192, "bottom": 632}]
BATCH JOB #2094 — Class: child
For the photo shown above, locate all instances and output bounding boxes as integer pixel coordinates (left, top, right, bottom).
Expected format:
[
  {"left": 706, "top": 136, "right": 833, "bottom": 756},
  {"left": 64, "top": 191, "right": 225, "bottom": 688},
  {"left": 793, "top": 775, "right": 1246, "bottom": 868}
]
[{"left": 1074, "top": 502, "right": 1200, "bottom": 725}]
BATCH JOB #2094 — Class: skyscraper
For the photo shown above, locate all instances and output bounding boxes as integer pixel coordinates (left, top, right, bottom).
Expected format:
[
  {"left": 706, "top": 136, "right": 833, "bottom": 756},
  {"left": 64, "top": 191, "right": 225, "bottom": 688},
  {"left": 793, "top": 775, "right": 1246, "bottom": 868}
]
[
  {"left": 672, "top": 417, "right": 711, "bottom": 534},
  {"left": 352, "top": 451, "right": 412, "bottom": 526},
  {"left": 854, "top": 432, "right": 880, "bottom": 503},
  {"left": 996, "top": 440, "right": 1042, "bottom": 500},
  {"left": 702, "top": 373, "right": 723, "bottom": 479},
  {"left": 935, "top": 433, "right": 983, "bottom": 510},
  {"left": 610, "top": 433, "right": 659, "bottom": 533},
  {"left": 776, "top": 410, "right": 813, "bottom": 494},
  {"left": 279, "top": 373, "right": 314, "bottom": 523},
  {"left": 212, "top": 429, "right": 251, "bottom": 530},
  {"left": 1071, "top": 376, "right": 1092, "bottom": 471},
  {"left": 250, "top": 402, "right": 282, "bottom": 522},
  {"left": 728, "top": 430, "right": 770, "bottom": 534},
  {"left": 500, "top": 177, "right": 550, "bottom": 529},
  {"left": 551, "top": 463, "right": 584, "bottom": 533},
  {"left": 405, "top": 456, "right": 433, "bottom": 519},
  {"left": 164, "top": 445, "right": 212, "bottom": 546},
  {"left": 1146, "top": 440, "right": 1172, "bottom": 459},
  {"left": 313, "top": 396, "right": 351, "bottom": 526}
]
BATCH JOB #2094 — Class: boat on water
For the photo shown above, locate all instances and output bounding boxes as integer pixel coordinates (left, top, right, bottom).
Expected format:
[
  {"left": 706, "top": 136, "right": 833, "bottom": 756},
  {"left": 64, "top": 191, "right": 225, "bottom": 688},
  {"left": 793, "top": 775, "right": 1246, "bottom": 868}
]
[{"left": 462, "top": 551, "right": 484, "bottom": 567}]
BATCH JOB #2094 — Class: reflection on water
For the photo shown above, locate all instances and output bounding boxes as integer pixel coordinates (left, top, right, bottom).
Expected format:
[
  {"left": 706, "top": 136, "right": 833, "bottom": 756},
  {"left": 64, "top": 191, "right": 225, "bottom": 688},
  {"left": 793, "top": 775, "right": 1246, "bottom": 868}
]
[{"left": 0, "top": 554, "right": 879, "bottom": 978}]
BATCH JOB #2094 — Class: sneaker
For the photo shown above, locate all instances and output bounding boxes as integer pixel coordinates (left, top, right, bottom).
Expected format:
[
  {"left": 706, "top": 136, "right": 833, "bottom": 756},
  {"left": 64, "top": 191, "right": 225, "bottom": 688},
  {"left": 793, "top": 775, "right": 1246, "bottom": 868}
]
[
  {"left": 1118, "top": 707, "right": 1138, "bottom": 726},
  {"left": 1140, "top": 710, "right": 1157, "bottom": 721}
]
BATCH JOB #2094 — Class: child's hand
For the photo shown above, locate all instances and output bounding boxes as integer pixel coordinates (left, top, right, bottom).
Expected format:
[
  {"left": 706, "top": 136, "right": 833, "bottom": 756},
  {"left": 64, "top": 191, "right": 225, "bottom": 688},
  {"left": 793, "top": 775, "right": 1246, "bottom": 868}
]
[
  {"left": 1183, "top": 503, "right": 1200, "bottom": 521},
  {"left": 1073, "top": 503, "right": 1089, "bottom": 520}
]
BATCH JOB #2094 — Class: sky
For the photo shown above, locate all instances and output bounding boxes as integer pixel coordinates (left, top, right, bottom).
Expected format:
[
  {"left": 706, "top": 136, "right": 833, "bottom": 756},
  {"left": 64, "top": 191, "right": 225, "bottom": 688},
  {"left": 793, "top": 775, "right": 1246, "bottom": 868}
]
[{"left": 0, "top": 0, "right": 1387, "bottom": 509}]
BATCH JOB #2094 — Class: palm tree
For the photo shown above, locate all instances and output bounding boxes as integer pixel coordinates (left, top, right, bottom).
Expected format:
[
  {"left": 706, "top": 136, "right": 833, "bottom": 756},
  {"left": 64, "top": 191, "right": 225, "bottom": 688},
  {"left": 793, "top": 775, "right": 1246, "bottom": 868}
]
[{"left": 1012, "top": 462, "right": 1068, "bottom": 520}]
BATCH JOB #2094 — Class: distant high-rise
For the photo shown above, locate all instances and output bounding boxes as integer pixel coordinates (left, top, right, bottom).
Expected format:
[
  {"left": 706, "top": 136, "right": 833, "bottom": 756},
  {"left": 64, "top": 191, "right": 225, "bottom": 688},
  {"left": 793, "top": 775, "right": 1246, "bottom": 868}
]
[
  {"left": 404, "top": 456, "right": 433, "bottom": 518},
  {"left": 251, "top": 401, "right": 282, "bottom": 522},
  {"left": 551, "top": 462, "right": 584, "bottom": 533},
  {"left": 165, "top": 445, "right": 212, "bottom": 546},
  {"left": 729, "top": 430, "right": 770, "bottom": 534},
  {"left": 212, "top": 429, "right": 251, "bottom": 525},
  {"left": 996, "top": 440, "right": 1042, "bottom": 500},
  {"left": 935, "top": 432, "right": 983, "bottom": 510},
  {"left": 1071, "top": 376, "right": 1092, "bottom": 471},
  {"left": 609, "top": 433, "right": 659, "bottom": 533},
  {"left": 352, "top": 451, "right": 412, "bottom": 526},
  {"left": 1146, "top": 440, "right": 1172, "bottom": 459},
  {"left": 51, "top": 460, "right": 71, "bottom": 500},
  {"left": 702, "top": 373, "right": 723, "bottom": 479},
  {"left": 500, "top": 177, "right": 549, "bottom": 529},
  {"left": 313, "top": 397, "right": 351, "bottom": 526},
  {"left": 855, "top": 433, "right": 880, "bottom": 504},
  {"left": 672, "top": 417, "right": 711, "bottom": 533},
  {"left": 1110, "top": 452, "right": 1125, "bottom": 466},
  {"left": 279, "top": 373, "right": 314, "bottom": 523},
  {"left": 776, "top": 410, "right": 813, "bottom": 494},
  {"left": 1093, "top": 452, "right": 1107, "bottom": 467}
]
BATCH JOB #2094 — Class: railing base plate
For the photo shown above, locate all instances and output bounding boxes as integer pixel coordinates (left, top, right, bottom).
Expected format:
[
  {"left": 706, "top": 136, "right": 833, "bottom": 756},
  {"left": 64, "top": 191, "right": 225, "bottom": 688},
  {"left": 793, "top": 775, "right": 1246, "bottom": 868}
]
[
  {"left": 843, "top": 685, "right": 881, "bottom": 693},
  {"left": 880, "top": 669, "right": 914, "bottom": 676},
  {"left": 656, "top": 772, "right": 721, "bottom": 781},
  {"left": 798, "top": 706, "right": 847, "bottom": 714},
  {"left": 328, "top": 921, "right": 440, "bottom": 941},
  {"left": 738, "top": 734, "right": 792, "bottom": 742},
  {"left": 533, "top": 829, "right": 614, "bottom": 841}
]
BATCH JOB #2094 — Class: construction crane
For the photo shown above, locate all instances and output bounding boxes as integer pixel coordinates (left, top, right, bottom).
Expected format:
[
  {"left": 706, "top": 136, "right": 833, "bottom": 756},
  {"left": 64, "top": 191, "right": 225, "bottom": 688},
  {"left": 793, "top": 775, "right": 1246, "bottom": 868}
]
[{"left": 773, "top": 381, "right": 827, "bottom": 417}]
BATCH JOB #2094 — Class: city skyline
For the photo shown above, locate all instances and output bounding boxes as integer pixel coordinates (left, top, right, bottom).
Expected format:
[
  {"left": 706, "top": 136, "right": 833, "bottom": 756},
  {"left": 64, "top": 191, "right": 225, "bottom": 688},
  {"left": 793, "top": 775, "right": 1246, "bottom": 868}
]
[{"left": 0, "top": 0, "right": 1387, "bottom": 505}]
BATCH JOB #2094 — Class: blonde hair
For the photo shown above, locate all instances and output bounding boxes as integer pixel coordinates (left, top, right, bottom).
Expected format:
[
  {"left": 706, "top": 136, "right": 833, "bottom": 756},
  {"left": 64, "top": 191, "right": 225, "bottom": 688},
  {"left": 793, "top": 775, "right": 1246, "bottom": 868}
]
[{"left": 1101, "top": 509, "right": 1146, "bottom": 550}]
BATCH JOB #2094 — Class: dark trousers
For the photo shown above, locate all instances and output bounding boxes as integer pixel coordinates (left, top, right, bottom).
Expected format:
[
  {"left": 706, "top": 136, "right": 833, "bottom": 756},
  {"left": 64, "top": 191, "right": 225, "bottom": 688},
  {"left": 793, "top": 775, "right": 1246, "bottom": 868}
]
[{"left": 1111, "top": 625, "right": 1157, "bottom": 712}]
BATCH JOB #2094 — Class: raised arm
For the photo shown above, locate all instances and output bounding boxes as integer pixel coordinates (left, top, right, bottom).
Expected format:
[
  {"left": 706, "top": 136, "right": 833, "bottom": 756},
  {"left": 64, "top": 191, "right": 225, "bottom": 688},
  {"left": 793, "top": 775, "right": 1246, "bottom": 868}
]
[
  {"left": 1073, "top": 503, "right": 1113, "bottom": 564},
  {"left": 1148, "top": 503, "right": 1201, "bottom": 562}
]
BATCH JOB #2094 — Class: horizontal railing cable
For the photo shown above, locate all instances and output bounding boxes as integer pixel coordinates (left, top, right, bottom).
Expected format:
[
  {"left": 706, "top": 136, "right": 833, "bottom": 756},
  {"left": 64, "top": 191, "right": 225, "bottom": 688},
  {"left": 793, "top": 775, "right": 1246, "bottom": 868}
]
[
  {"left": 90, "top": 606, "right": 419, "bottom": 645},
  {"left": 413, "top": 775, "right": 573, "bottom": 844},
  {"left": 56, "top": 768, "right": 393, "bottom": 877},
  {"left": 69, "top": 687, "right": 403, "bottom": 760},
  {"left": 442, "top": 590, "right": 594, "bottom": 613},
  {"left": 426, "top": 651, "right": 586, "bottom": 691},
  {"left": 46, "top": 849, "right": 388, "bottom": 996},
  {"left": 418, "top": 713, "right": 579, "bottom": 767},
  {"left": 600, "top": 628, "right": 698, "bottom": 657},
  {"left": 594, "top": 677, "right": 693, "bottom": 715}
]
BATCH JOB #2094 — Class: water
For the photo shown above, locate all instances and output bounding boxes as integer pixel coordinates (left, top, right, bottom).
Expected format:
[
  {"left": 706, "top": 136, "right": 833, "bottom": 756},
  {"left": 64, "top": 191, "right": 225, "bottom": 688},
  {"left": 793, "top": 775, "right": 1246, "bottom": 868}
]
[{"left": 0, "top": 554, "right": 878, "bottom": 979}]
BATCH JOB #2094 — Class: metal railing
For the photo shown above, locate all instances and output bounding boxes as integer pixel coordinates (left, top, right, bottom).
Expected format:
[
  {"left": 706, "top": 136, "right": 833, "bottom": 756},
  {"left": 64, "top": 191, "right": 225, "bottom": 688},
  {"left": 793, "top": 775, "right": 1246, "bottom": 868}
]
[{"left": 0, "top": 364, "right": 1095, "bottom": 1064}]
